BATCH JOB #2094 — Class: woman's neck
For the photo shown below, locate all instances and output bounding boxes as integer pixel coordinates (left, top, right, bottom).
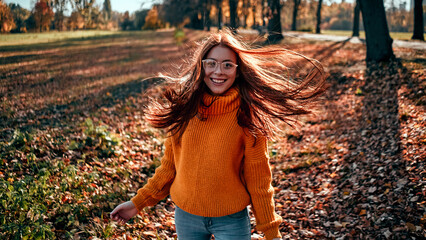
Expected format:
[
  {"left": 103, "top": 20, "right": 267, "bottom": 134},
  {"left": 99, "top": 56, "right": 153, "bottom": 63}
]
[{"left": 199, "top": 87, "right": 240, "bottom": 116}]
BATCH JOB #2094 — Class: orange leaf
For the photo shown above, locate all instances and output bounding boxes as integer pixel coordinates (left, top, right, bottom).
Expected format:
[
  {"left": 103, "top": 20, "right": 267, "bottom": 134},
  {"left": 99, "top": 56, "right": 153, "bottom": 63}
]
[{"left": 142, "top": 231, "right": 157, "bottom": 237}]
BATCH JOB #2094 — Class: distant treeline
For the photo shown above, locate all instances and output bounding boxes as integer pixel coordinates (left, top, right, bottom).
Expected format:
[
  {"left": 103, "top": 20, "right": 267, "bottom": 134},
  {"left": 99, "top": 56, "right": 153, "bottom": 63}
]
[{"left": 0, "top": 0, "right": 424, "bottom": 33}]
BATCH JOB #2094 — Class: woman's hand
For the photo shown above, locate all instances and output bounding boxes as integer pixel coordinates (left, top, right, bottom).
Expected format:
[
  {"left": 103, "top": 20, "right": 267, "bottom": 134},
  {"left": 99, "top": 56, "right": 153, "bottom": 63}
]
[{"left": 110, "top": 201, "right": 138, "bottom": 224}]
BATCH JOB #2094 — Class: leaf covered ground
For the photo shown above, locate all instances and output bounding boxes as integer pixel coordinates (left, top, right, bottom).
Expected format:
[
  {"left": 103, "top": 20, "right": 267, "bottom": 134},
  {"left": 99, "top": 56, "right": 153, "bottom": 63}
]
[{"left": 0, "top": 29, "right": 424, "bottom": 239}]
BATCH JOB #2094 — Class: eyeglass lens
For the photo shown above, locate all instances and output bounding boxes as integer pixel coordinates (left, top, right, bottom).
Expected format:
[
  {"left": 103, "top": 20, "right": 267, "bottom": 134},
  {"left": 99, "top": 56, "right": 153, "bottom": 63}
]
[{"left": 203, "top": 60, "right": 237, "bottom": 73}]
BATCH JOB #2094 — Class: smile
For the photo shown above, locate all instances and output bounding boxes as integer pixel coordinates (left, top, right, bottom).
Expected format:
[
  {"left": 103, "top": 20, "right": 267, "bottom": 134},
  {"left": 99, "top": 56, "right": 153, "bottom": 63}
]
[{"left": 211, "top": 78, "right": 227, "bottom": 84}]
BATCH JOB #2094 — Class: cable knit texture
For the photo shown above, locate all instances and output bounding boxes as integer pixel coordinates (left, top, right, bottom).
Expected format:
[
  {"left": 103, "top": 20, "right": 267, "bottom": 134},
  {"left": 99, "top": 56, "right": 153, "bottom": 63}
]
[{"left": 131, "top": 87, "right": 282, "bottom": 239}]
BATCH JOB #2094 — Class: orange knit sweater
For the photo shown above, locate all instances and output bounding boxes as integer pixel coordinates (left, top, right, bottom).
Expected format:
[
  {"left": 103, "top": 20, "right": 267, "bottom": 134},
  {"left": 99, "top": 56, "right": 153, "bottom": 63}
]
[{"left": 131, "top": 88, "right": 282, "bottom": 239}]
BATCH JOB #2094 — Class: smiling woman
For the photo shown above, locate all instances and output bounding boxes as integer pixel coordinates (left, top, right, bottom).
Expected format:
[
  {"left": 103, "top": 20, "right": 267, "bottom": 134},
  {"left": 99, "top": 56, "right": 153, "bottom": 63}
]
[
  {"left": 110, "top": 29, "right": 327, "bottom": 240},
  {"left": 202, "top": 45, "right": 238, "bottom": 95}
]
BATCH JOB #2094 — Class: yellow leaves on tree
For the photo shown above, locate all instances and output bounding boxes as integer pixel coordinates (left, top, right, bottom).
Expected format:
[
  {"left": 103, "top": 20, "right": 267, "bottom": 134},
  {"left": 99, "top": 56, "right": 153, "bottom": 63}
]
[
  {"left": 68, "top": 11, "right": 85, "bottom": 30},
  {"left": 34, "top": 0, "right": 54, "bottom": 32},
  {"left": 143, "top": 6, "right": 163, "bottom": 30},
  {"left": 0, "top": 1, "right": 15, "bottom": 33}
]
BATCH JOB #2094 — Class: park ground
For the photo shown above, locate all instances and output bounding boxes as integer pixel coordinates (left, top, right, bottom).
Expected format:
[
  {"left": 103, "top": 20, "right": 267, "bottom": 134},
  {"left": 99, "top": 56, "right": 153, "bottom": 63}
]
[{"left": 0, "top": 29, "right": 425, "bottom": 239}]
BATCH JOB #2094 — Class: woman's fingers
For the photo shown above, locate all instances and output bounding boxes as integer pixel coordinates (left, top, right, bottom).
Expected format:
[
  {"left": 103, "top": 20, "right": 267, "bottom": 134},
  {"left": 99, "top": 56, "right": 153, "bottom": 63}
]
[
  {"left": 110, "top": 211, "right": 128, "bottom": 224},
  {"left": 110, "top": 204, "right": 124, "bottom": 220},
  {"left": 110, "top": 201, "right": 137, "bottom": 224}
]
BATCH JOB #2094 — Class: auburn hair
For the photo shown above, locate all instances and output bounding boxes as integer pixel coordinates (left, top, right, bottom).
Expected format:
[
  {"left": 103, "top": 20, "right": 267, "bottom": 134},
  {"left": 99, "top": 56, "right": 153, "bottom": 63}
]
[{"left": 145, "top": 29, "right": 327, "bottom": 140}]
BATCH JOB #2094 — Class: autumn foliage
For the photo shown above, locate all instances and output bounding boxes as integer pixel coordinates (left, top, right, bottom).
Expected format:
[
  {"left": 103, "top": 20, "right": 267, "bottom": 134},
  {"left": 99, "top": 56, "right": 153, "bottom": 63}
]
[
  {"left": 0, "top": 1, "right": 15, "bottom": 33},
  {"left": 143, "top": 6, "right": 163, "bottom": 30},
  {"left": 33, "top": 0, "right": 54, "bottom": 32}
]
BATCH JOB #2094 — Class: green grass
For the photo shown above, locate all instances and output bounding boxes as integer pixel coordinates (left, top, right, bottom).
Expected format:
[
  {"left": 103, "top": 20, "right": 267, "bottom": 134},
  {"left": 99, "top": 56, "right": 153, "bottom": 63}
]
[
  {"left": 321, "top": 30, "right": 425, "bottom": 41},
  {"left": 0, "top": 30, "right": 124, "bottom": 46}
]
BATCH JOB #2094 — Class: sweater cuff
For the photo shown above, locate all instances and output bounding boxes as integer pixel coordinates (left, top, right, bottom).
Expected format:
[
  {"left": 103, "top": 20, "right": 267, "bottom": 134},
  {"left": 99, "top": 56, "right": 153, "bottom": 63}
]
[
  {"left": 264, "top": 227, "right": 282, "bottom": 240},
  {"left": 131, "top": 189, "right": 161, "bottom": 212}
]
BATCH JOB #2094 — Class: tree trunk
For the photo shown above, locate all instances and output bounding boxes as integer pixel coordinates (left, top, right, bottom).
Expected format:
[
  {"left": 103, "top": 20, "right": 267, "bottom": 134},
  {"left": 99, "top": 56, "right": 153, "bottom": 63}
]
[
  {"left": 315, "top": 0, "right": 323, "bottom": 34},
  {"left": 217, "top": 0, "right": 222, "bottom": 29},
  {"left": 267, "top": 0, "right": 283, "bottom": 43},
  {"left": 262, "top": 0, "right": 266, "bottom": 26},
  {"left": 243, "top": 0, "right": 249, "bottom": 28},
  {"left": 203, "top": 0, "right": 211, "bottom": 31},
  {"left": 358, "top": 0, "right": 394, "bottom": 62},
  {"left": 206, "top": 1, "right": 211, "bottom": 31},
  {"left": 229, "top": 0, "right": 238, "bottom": 31},
  {"left": 352, "top": 0, "right": 360, "bottom": 37},
  {"left": 291, "top": 0, "right": 300, "bottom": 31},
  {"left": 252, "top": 0, "right": 257, "bottom": 28},
  {"left": 411, "top": 0, "right": 424, "bottom": 41}
]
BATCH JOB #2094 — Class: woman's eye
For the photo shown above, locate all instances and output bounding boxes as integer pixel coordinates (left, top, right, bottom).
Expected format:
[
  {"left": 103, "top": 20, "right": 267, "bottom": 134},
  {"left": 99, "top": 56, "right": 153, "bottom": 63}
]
[
  {"left": 207, "top": 61, "right": 216, "bottom": 67},
  {"left": 223, "top": 63, "right": 233, "bottom": 69}
]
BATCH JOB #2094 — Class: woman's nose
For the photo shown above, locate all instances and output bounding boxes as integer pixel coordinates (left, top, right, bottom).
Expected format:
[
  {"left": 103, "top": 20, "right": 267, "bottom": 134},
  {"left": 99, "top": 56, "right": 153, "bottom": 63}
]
[{"left": 213, "top": 64, "right": 223, "bottom": 74}]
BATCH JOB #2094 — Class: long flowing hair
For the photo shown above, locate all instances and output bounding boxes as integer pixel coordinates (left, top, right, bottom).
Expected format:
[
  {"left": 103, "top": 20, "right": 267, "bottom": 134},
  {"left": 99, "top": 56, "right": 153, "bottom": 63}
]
[{"left": 145, "top": 30, "right": 327, "bottom": 140}]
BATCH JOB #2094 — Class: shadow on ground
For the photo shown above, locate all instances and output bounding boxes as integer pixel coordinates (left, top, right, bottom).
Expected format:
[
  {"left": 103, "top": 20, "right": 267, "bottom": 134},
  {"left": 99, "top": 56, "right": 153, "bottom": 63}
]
[{"left": 321, "top": 61, "right": 422, "bottom": 238}]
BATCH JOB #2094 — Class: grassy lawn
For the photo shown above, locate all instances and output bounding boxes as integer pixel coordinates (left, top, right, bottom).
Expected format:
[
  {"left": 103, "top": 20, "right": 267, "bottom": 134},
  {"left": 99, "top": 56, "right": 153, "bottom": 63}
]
[
  {"left": 0, "top": 30, "right": 124, "bottom": 46},
  {"left": 321, "top": 29, "right": 425, "bottom": 41},
  {"left": 1, "top": 29, "right": 423, "bottom": 47}
]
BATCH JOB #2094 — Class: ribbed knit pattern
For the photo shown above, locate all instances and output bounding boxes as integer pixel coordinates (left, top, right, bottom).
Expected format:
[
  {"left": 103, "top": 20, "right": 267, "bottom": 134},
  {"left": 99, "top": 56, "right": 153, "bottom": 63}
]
[{"left": 131, "top": 88, "right": 282, "bottom": 239}]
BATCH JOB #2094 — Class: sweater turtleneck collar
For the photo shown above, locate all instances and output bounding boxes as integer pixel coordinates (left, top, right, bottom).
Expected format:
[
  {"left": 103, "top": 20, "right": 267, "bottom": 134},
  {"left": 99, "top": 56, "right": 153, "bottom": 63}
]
[{"left": 200, "top": 87, "right": 240, "bottom": 115}]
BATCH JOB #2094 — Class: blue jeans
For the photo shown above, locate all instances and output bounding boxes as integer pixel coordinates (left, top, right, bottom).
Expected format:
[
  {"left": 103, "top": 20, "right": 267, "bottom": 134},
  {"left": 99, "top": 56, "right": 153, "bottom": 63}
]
[{"left": 174, "top": 205, "right": 251, "bottom": 240}]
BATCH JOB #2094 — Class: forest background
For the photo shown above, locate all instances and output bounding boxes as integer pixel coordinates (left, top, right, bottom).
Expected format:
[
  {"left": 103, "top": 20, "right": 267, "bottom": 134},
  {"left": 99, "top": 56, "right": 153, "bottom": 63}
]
[{"left": 0, "top": 0, "right": 425, "bottom": 35}]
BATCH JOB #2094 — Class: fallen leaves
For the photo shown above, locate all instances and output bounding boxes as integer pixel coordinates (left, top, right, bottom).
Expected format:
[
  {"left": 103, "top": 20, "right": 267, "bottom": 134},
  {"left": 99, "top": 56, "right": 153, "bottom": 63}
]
[{"left": 1, "top": 30, "right": 424, "bottom": 239}]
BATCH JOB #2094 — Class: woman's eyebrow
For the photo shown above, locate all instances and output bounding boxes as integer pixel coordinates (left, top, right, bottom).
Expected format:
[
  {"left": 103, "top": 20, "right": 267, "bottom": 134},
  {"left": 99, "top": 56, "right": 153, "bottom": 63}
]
[{"left": 205, "top": 58, "right": 234, "bottom": 62}]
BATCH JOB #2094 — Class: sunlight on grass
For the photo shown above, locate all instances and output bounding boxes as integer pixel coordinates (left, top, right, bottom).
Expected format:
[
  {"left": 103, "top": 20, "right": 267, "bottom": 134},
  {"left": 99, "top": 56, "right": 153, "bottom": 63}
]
[
  {"left": 321, "top": 30, "right": 425, "bottom": 41},
  {"left": 0, "top": 30, "right": 123, "bottom": 46}
]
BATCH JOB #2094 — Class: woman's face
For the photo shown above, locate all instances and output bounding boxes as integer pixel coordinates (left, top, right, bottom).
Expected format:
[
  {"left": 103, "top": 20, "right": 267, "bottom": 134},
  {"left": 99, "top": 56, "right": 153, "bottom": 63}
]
[{"left": 203, "top": 45, "right": 238, "bottom": 95}]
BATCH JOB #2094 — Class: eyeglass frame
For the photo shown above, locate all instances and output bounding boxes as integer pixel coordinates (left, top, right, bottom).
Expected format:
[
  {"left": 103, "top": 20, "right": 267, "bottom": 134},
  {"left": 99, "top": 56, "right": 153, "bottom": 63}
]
[{"left": 201, "top": 59, "right": 238, "bottom": 74}]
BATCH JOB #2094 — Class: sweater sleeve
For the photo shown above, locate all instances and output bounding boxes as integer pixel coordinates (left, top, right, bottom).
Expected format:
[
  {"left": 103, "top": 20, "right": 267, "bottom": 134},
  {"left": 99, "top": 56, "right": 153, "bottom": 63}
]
[
  {"left": 131, "top": 137, "right": 176, "bottom": 212},
  {"left": 243, "top": 134, "right": 282, "bottom": 240}
]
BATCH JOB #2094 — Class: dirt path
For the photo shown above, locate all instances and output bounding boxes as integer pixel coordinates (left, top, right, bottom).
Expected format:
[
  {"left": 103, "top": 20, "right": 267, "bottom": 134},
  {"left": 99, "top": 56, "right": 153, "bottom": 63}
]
[{"left": 238, "top": 29, "right": 426, "bottom": 50}]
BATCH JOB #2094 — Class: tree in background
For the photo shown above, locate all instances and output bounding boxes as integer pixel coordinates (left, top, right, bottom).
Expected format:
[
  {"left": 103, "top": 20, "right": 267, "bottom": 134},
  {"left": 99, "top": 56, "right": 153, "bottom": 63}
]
[
  {"left": 33, "top": 0, "right": 54, "bottom": 32},
  {"left": 352, "top": 0, "right": 360, "bottom": 37},
  {"left": 291, "top": 0, "right": 301, "bottom": 30},
  {"left": 68, "top": 10, "right": 84, "bottom": 29},
  {"left": 216, "top": 0, "right": 223, "bottom": 29},
  {"left": 189, "top": 0, "right": 203, "bottom": 30},
  {"left": 134, "top": 9, "right": 149, "bottom": 30},
  {"left": 143, "top": 5, "right": 164, "bottom": 30},
  {"left": 251, "top": 0, "right": 258, "bottom": 28},
  {"left": 411, "top": 0, "right": 424, "bottom": 41},
  {"left": 261, "top": 0, "right": 266, "bottom": 26},
  {"left": 103, "top": 0, "right": 111, "bottom": 21},
  {"left": 161, "top": 0, "right": 194, "bottom": 29},
  {"left": 315, "top": 0, "right": 323, "bottom": 33},
  {"left": 319, "top": 1, "right": 353, "bottom": 31},
  {"left": 70, "top": 0, "right": 98, "bottom": 29},
  {"left": 9, "top": 3, "right": 30, "bottom": 33},
  {"left": 242, "top": 0, "right": 250, "bottom": 28},
  {"left": 358, "top": 0, "right": 394, "bottom": 62},
  {"left": 229, "top": 0, "right": 238, "bottom": 31},
  {"left": 203, "top": 0, "right": 212, "bottom": 31},
  {"left": 53, "top": 0, "right": 68, "bottom": 31},
  {"left": 120, "top": 10, "right": 132, "bottom": 30},
  {"left": 0, "top": 1, "right": 15, "bottom": 33},
  {"left": 88, "top": 4, "right": 103, "bottom": 29},
  {"left": 266, "top": 0, "right": 283, "bottom": 43}
]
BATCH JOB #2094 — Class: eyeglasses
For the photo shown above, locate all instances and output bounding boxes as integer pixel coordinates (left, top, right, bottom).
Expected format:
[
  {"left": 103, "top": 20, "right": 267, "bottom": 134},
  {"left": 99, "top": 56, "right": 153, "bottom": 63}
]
[{"left": 202, "top": 59, "right": 238, "bottom": 74}]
